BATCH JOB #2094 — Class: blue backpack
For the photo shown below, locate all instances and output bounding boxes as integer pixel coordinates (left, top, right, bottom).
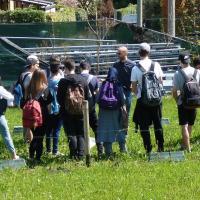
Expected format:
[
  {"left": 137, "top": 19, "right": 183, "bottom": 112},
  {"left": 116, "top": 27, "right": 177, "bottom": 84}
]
[
  {"left": 98, "top": 80, "right": 121, "bottom": 110},
  {"left": 48, "top": 78, "right": 60, "bottom": 114}
]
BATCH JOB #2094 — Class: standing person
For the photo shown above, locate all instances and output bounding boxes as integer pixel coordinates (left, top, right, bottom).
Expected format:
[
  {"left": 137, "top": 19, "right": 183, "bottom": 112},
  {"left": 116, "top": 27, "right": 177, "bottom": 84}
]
[
  {"left": 46, "top": 56, "right": 64, "bottom": 156},
  {"left": 97, "top": 67, "right": 127, "bottom": 158},
  {"left": 25, "top": 69, "right": 52, "bottom": 162},
  {"left": 172, "top": 53, "right": 200, "bottom": 152},
  {"left": 80, "top": 61, "right": 103, "bottom": 158},
  {"left": 16, "top": 55, "right": 39, "bottom": 141},
  {"left": 0, "top": 77, "right": 19, "bottom": 160},
  {"left": 20, "top": 55, "right": 40, "bottom": 103},
  {"left": 131, "top": 43, "right": 164, "bottom": 154},
  {"left": 113, "top": 46, "right": 135, "bottom": 115},
  {"left": 57, "top": 59, "right": 89, "bottom": 160}
]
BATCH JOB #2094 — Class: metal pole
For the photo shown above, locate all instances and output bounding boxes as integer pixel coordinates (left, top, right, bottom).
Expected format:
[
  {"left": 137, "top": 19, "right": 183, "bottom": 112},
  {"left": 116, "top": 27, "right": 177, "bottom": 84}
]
[
  {"left": 83, "top": 100, "right": 91, "bottom": 167},
  {"left": 137, "top": 0, "right": 143, "bottom": 27},
  {"left": 168, "top": 0, "right": 176, "bottom": 37}
]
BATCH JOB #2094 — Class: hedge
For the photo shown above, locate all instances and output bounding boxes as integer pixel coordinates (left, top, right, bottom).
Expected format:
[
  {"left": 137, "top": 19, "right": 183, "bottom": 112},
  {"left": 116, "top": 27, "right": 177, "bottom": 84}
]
[{"left": 0, "top": 8, "right": 46, "bottom": 23}]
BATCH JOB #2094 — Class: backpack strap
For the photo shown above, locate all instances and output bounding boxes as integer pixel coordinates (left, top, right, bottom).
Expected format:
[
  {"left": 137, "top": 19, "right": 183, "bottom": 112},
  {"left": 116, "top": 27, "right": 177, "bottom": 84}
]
[
  {"left": 138, "top": 61, "right": 155, "bottom": 73},
  {"left": 150, "top": 61, "right": 155, "bottom": 72},
  {"left": 179, "top": 69, "right": 190, "bottom": 83},
  {"left": 21, "top": 72, "right": 31, "bottom": 86},
  {"left": 193, "top": 69, "right": 198, "bottom": 81},
  {"left": 137, "top": 63, "right": 146, "bottom": 73},
  {"left": 87, "top": 74, "right": 94, "bottom": 84}
]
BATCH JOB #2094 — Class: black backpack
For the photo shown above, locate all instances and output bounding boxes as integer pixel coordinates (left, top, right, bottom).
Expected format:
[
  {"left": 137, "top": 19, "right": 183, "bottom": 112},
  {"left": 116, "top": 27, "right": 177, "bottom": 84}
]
[
  {"left": 139, "top": 62, "right": 162, "bottom": 107},
  {"left": 180, "top": 69, "right": 200, "bottom": 109}
]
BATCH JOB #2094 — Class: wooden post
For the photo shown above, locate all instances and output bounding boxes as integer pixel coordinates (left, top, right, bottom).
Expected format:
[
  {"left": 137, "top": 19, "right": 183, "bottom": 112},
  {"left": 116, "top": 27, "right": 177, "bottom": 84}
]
[
  {"left": 168, "top": 0, "right": 175, "bottom": 37},
  {"left": 83, "top": 100, "right": 91, "bottom": 167},
  {"left": 137, "top": 0, "right": 143, "bottom": 27}
]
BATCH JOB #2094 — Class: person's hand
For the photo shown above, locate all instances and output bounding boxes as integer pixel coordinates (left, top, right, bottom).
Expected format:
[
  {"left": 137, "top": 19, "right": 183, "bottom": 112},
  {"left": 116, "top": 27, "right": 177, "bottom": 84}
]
[{"left": 25, "top": 128, "right": 33, "bottom": 143}]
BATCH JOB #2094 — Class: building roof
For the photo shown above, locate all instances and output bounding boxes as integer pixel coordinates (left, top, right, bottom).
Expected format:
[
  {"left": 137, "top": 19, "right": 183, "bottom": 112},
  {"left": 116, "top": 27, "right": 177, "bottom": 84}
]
[{"left": 20, "top": 0, "right": 55, "bottom": 6}]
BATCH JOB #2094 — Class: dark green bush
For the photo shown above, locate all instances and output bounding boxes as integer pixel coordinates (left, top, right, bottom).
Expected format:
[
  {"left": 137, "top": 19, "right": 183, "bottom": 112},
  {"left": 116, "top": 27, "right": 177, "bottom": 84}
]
[{"left": 0, "top": 8, "right": 46, "bottom": 23}]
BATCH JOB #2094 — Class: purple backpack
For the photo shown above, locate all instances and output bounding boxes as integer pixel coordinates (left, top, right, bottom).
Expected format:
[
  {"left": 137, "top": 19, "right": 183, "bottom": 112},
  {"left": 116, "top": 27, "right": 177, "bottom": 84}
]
[{"left": 98, "top": 81, "right": 121, "bottom": 110}]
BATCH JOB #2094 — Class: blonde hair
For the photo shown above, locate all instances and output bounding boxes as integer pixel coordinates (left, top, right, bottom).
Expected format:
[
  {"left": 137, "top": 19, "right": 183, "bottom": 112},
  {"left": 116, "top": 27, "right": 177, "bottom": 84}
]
[{"left": 26, "top": 69, "right": 47, "bottom": 99}]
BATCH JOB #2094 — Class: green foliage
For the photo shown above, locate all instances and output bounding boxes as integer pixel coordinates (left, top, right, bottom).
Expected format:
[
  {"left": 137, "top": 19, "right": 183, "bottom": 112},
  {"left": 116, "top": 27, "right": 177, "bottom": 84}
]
[
  {"left": 0, "top": 8, "right": 46, "bottom": 23},
  {"left": 113, "top": 0, "right": 137, "bottom": 9},
  {"left": 46, "top": 7, "right": 76, "bottom": 22},
  {"left": 143, "top": 0, "right": 162, "bottom": 31},
  {"left": 1, "top": 97, "right": 200, "bottom": 199}
]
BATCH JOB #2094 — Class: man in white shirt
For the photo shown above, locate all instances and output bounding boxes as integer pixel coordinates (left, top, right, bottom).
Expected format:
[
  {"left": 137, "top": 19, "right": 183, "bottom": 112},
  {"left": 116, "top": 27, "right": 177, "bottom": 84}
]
[
  {"left": 131, "top": 43, "right": 164, "bottom": 153},
  {"left": 172, "top": 53, "right": 200, "bottom": 152}
]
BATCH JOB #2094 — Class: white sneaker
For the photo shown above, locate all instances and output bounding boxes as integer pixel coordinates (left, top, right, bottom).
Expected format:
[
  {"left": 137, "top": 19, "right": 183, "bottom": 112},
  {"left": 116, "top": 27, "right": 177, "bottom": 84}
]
[{"left": 53, "top": 152, "right": 64, "bottom": 156}]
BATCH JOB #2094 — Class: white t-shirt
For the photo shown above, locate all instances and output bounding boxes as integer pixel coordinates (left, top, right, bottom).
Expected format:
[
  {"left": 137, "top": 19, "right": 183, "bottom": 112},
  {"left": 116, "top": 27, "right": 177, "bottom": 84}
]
[
  {"left": 0, "top": 86, "right": 14, "bottom": 106},
  {"left": 131, "top": 58, "right": 164, "bottom": 98}
]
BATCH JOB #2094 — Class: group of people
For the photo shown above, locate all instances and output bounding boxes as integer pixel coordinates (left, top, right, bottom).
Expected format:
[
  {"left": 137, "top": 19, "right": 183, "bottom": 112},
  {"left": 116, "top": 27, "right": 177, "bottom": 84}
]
[{"left": 1, "top": 42, "right": 200, "bottom": 162}]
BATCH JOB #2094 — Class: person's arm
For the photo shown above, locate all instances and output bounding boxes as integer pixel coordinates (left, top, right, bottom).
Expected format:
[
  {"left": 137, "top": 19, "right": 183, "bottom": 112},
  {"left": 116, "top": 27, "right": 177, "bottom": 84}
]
[
  {"left": 130, "top": 67, "right": 138, "bottom": 95},
  {"left": 156, "top": 62, "right": 164, "bottom": 85},
  {"left": 131, "top": 81, "right": 138, "bottom": 95},
  {"left": 172, "top": 72, "right": 179, "bottom": 102},
  {"left": 172, "top": 86, "right": 178, "bottom": 101},
  {"left": 0, "top": 86, "right": 14, "bottom": 107}
]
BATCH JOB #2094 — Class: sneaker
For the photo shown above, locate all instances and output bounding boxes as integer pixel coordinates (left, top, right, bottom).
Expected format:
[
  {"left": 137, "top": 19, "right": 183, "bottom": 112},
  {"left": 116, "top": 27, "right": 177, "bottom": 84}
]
[
  {"left": 13, "top": 155, "right": 20, "bottom": 160},
  {"left": 53, "top": 152, "right": 64, "bottom": 156}
]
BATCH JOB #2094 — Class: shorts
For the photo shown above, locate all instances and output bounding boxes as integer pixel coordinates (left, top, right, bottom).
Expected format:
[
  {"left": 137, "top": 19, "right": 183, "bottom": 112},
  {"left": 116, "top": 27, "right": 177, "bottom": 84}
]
[{"left": 178, "top": 105, "right": 197, "bottom": 126}]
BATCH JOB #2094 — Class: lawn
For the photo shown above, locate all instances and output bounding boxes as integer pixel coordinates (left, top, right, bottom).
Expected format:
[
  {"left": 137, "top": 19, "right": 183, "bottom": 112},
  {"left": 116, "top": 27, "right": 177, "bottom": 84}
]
[{"left": 0, "top": 96, "right": 200, "bottom": 200}]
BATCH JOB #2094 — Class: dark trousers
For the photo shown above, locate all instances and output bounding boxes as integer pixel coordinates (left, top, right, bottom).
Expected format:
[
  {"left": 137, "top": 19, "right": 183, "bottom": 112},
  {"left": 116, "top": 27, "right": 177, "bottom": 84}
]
[
  {"left": 140, "top": 121, "right": 164, "bottom": 153},
  {"left": 68, "top": 135, "right": 85, "bottom": 159},
  {"left": 89, "top": 108, "right": 103, "bottom": 155},
  {"left": 63, "top": 116, "right": 85, "bottom": 159},
  {"left": 133, "top": 100, "right": 164, "bottom": 153},
  {"left": 46, "top": 114, "right": 62, "bottom": 154},
  {"left": 29, "top": 126, "right": 45, "bottom": 160}
]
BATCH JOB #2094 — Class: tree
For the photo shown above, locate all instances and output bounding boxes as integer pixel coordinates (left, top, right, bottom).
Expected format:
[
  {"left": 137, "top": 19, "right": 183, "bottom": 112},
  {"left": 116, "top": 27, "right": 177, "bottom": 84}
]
[
  {"left": 58, "top": 0, "right": 116, "bottom": 73},
  {"left": 162, "top": 0, "right": 200, "bottom": 43}
]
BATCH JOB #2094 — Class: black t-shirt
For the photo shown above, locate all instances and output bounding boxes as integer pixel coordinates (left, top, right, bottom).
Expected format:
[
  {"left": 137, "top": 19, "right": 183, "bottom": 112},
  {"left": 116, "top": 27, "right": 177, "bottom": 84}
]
[
  {"left": 57, "top": 74, "right": 89, "bottom": 116},
  {"left": 113, "top": 59, "right": 135, "bottom": 91}
]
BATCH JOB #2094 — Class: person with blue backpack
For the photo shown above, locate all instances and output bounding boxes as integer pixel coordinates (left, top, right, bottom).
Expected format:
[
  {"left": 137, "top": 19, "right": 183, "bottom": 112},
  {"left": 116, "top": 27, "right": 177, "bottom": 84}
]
[
  {"left": 46, "top": 56, "right": 64, "bottom": 156},
  {"left": 97, "top": 67, "right": 127, "bottom": 158}
]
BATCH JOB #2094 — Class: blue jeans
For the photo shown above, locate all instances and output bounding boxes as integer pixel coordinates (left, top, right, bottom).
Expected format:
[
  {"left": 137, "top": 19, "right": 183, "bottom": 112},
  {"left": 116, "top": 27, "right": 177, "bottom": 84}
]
[
  {"left": 46, "top": 114, "right": 62, "bottom": 154},
  {"left": 0, "top": 115, "right": 15, "bottom": 154},
  {"left": 123, "top": 89, "right": 133, "bottom": 116},
  {"left": 104, "top": 141, "right": 127, "bottom": 156}
]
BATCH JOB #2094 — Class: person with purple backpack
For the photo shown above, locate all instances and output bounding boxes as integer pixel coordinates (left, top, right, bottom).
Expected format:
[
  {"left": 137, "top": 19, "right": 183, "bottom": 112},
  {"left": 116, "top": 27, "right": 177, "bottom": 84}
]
[{"left": 97, "top": 67, "right": 127, "bottom": 158}]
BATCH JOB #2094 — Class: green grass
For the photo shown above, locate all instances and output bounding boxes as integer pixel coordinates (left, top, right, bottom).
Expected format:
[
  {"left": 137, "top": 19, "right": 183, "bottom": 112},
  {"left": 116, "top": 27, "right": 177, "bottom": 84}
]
[{"left": 1, "top": 96, "right": 200, "bottom": 200}]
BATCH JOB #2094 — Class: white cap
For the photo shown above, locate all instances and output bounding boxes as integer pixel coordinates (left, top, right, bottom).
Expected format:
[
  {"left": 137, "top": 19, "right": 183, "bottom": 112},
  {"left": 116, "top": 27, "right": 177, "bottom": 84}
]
[
  {"left": 139, "top": 43, "right": 151, "bottom": 52},
  {"left": 26, "top": 55, "right": 39, "bottom": 66}
]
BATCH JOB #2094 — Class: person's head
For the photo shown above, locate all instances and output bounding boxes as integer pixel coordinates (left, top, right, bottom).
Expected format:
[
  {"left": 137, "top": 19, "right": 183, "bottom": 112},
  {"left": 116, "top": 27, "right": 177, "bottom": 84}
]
[
  {"left": 26, "top": 55, "right": 39, "bottom": 71},
  {"left": 193, "top": 57, "right": 200, "bottom": 69},
  {"left": 26, "top": 69, "right": 47, "bottom": 98},
  {"left": 63, "top": 59, "right": 75, "bottom": 75},
  {"left": 80, "top": 61, "right": 91, "bottom": 72},
  {"left": 117, "top": 46, "right": 128, "bottom": 61},
  {"left": 178, "top": 53, "right": 190, "bottom": 67},
  {"left": 138, "top": 43, "right": 151, "bottom": 58},
  {"left": 49, "top": 55, "right": 61, "bottom": 74}
]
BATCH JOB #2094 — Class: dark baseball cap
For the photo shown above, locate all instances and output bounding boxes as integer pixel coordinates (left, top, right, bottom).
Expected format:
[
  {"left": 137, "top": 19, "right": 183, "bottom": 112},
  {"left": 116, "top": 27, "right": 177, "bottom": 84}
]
[{"left": 178, "top": 53, "right": 190, "bottom": 64}]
